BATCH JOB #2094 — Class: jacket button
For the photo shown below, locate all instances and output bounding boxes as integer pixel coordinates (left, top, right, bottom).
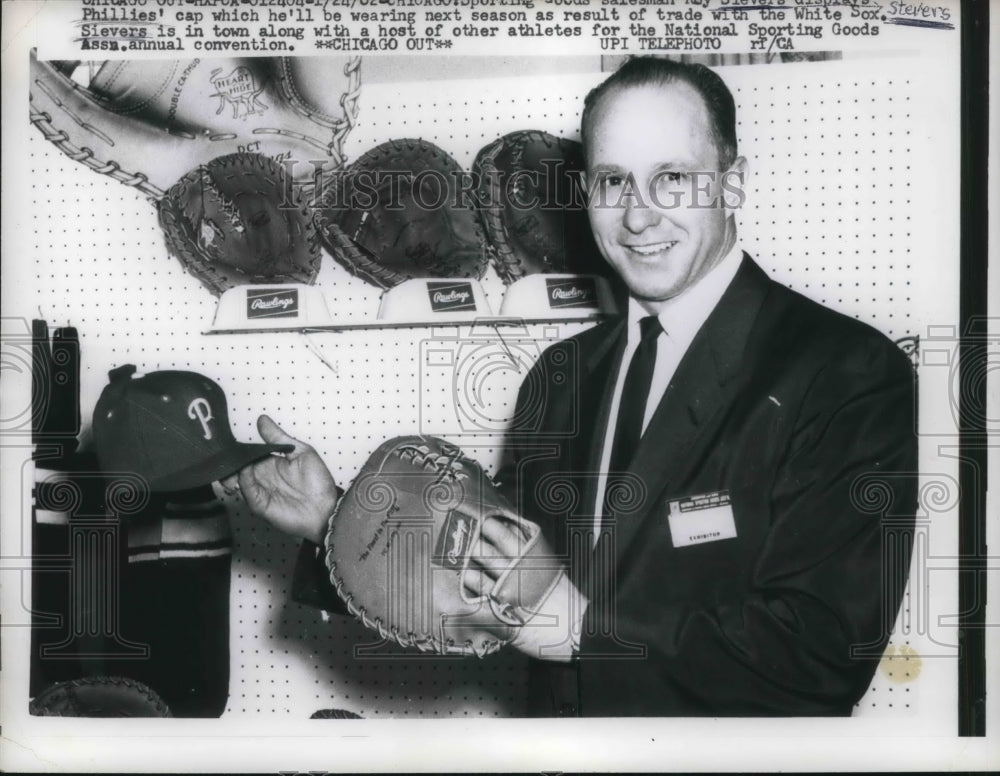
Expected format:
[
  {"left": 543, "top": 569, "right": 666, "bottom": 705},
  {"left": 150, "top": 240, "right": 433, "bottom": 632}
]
[{"left": 558, "top": 702, "right": 578, "bottom": 716}]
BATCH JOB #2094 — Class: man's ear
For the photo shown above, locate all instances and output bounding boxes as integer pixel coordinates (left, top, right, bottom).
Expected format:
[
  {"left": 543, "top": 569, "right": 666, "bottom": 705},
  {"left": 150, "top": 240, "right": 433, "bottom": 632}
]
[{"left": 721, "top": 156, "right": 748, "bottom": 212}]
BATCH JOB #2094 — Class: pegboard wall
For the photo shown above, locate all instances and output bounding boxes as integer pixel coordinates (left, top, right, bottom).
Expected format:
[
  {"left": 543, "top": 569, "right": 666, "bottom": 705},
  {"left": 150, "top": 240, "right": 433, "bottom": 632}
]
[{"left": 25, "top": 55, "right": 955, "bottom": 724}]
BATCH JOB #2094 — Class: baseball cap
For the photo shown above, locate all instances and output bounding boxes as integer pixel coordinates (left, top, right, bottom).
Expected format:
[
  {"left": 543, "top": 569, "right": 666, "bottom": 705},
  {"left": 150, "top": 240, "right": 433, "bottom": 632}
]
[{"left": 93, "top": 365, "right": 293, "bottom": 492}]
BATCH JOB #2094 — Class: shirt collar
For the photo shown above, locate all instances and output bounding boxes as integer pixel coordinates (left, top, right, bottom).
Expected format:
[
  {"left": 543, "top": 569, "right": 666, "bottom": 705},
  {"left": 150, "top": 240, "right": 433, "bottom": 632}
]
[{"left": 627, "top": 242, "right": 744, "bottom": 347}]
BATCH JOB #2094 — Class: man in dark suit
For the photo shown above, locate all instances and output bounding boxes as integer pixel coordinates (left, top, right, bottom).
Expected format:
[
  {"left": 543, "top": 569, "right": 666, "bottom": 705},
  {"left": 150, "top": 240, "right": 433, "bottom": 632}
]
[
  {"left": 464, "top": 57, "right": 918, "bottom": 716},
  {"left": 231, "top": 57, "right": 917, "bottom": 717}
]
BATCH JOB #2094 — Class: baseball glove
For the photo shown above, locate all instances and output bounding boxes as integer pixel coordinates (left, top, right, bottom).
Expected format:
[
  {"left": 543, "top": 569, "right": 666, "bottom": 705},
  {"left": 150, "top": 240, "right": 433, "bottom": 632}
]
[
  {"left": 30, "top": 676, "right": 172, "bottom": 717},
  {"left": 314, "top": 139, "right": 489, "bottom": 288},
  {"left": 29, "top": 52, "right": 360, "bottom": 295},
  {"left": 473, "top": 130, "right": 608, "bottom": 283},
  {"left": 29, "top": 51, "right": 361, "bottom": 198},
  {"left": 158, "top": 152, "right": 320, "bottom": 295},
  {"left": 325, "top": 436, "right": 563, "bottom": 657}
]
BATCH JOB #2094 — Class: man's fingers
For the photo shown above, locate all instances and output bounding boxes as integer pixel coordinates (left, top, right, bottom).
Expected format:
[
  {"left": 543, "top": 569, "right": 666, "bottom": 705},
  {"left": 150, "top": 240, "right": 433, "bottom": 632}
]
[
  {"left": 467, "top": 515, "right": 537, "bottom": 579},
  {"left": 237, "top": 463, "right": 273, "bottom": 507},
  {"left": 219, "top": 474, "right": 240, "bottom": 495},
  {"left": 257, "top": 414, "right": 308, "bottom": 454},
  {"left": 462, "top": 567, "right": 490, "bottom": 598},
  {"left": 468, "top": 529, "right": 518, "bottom": 579},
  {"left": 479, "top": 514, "right": 532, "bottom": 557}
]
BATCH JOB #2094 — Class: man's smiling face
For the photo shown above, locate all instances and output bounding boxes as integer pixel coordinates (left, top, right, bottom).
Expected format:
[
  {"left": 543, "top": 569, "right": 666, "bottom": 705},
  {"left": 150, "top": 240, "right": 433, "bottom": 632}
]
[{"left": 585, "top": 81, "right": 745, "bottom": 312}]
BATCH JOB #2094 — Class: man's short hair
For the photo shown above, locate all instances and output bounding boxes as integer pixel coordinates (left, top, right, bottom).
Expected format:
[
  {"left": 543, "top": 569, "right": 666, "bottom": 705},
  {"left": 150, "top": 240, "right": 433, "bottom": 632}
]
[{"left": 581, "top": 57, "right": 739, "bottom": 171}]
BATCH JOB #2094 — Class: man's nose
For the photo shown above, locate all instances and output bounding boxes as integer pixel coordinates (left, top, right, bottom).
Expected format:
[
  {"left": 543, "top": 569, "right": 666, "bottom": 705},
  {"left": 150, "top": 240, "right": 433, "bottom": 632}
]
[{"left": 621, "top": 196, "right": 660, "bottom": 233}]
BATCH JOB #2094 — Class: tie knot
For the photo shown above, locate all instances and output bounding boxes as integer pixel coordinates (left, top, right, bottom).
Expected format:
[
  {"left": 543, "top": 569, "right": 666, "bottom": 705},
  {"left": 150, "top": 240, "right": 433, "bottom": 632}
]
[{"left": 639, "top": 315, "right": 662, "bottom": 344}]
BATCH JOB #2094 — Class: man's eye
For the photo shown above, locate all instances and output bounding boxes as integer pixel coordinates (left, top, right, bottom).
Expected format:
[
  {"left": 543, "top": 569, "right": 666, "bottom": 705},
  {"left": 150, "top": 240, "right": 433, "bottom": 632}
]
[
  {"left": 659, "top": 171, "right": 685, "bottom": 184},
  {"left": 601, "top": 174, "right": 624, "bottom": 189}
]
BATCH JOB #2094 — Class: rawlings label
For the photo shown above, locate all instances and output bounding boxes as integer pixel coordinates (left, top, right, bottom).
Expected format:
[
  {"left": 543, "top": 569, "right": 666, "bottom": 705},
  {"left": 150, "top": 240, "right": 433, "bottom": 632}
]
[
  {"left": 246, "top": 288, "right": 299, "bottom": 319},
  {"left": 433, "top": 510, "right": 476, "bottom": 569},
  {"left": 545, "top": 277, "right": 598, "bottom": 309},
  {"left": 427, "top": 281, "right": 477, "bottom": 313}
]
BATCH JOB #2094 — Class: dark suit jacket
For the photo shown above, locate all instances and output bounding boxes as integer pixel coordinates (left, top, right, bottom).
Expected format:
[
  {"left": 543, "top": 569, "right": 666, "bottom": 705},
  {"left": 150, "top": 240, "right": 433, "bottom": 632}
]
[{"left": 498, "top": 255, "right": 918, "bottom": 717}]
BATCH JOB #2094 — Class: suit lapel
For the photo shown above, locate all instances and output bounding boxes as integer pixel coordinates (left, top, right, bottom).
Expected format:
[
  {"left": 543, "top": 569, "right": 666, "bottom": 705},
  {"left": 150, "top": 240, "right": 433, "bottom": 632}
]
[
  {"left": 606, "top": 256, "right": 774, "bottom": 565},
  {"left": 575, "top": 318, "right": 627, "bottom": 516}
]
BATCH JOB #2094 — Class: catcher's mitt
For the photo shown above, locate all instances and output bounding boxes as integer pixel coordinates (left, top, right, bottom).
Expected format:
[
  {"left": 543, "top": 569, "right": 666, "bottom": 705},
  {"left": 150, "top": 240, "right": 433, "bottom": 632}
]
[
  {"left": 30, "top": 676, "right": 172, "bottom": 717},
  {"left": 473, "top": 130, "right": 607, "bottom": 283},
  {"left": 314, "top": 139, "right": 489, "bottom": 288},
  {"left": 326, "top": 436, "right": 563, "bottom": 657},
  {"left": 158, "top": 152, "right": 320, "bottom": 295},
  {"left": 29, "top": 52, "right": 361, "bottom": 198}
]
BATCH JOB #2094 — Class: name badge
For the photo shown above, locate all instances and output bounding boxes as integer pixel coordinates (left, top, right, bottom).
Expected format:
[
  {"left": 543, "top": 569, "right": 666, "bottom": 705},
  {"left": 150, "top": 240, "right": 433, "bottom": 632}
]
[{"left": 667, "top": 490, "right": 737, "bottom": 548}]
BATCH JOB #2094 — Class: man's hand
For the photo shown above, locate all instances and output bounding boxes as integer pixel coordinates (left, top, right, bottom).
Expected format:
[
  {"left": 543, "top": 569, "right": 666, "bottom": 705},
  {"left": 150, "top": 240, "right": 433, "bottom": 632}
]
[
  {"left": 222, "top": 415, "right": 339, "bottom": 545},
  {"left": 464, "top": 516, "right": 587, "bottom": 662}
]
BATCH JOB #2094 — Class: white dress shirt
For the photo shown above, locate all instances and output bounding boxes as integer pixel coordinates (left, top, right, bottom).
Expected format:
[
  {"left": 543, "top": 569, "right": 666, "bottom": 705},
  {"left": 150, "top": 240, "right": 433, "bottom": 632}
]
[{"left": 592, "top": 244, "right": 745, "bottom": 537}]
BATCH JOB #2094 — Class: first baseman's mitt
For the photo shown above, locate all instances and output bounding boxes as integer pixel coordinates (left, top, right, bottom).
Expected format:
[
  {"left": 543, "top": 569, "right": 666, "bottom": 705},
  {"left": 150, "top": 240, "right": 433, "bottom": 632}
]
[
  {"left": 473, "top": 130, "right": 608, "bottom": 283},
  {"left": 326, "top": 436, "right": 563, "bottom": 657},
  {"left": 314, "top": 139, "right": 489, "bottom": 288},
  {"left": 30, "top": 676, "right": 173, "bottom": 717},
  {"left": 29, "top": 52, "right": 361, "bottom": 198},
  {"left": 158, "top": 152, "right": 320, "bottom": 295}
]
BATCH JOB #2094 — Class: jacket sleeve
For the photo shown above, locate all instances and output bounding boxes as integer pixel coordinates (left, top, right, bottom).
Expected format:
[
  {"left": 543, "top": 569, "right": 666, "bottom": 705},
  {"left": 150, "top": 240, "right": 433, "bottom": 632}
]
[
  {"left": 290, "top": 539, "right": 350, "bottom": 616},
  {"left": 577, "top": 336, "right": 918, "bottom": 715},
  {"left": 289, "top": 486, "right": 350, "bottom": 617}
]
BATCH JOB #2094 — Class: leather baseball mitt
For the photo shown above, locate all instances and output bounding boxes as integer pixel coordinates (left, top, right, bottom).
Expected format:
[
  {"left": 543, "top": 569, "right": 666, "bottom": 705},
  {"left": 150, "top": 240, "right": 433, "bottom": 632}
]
[
  {"left": 314, "top": 139, "right": 489, "bottom": 288},
  {"left": 29, "top": 51, "right": 361, "bottom": 198},
  {"left": 29, "top": 52, "right": 359, "bottom": 294},
  {"left": 473, "top": 130, "right": 607, "bottom": 283},
  {"left": 30, "top": 676, "right": 172, "bottom": 717},
  {"left": 158, "top": 152, "right": 320, "bottom": 295},
  {"left": 325, "top": 436, "right": 563, "bottom": 657}
]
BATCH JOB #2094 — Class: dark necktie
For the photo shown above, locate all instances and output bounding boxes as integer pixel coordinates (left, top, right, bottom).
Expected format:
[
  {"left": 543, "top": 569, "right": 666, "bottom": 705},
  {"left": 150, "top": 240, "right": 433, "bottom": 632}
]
[{"left": 608, "top": 315, "right": 662, "bottom": 474}]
